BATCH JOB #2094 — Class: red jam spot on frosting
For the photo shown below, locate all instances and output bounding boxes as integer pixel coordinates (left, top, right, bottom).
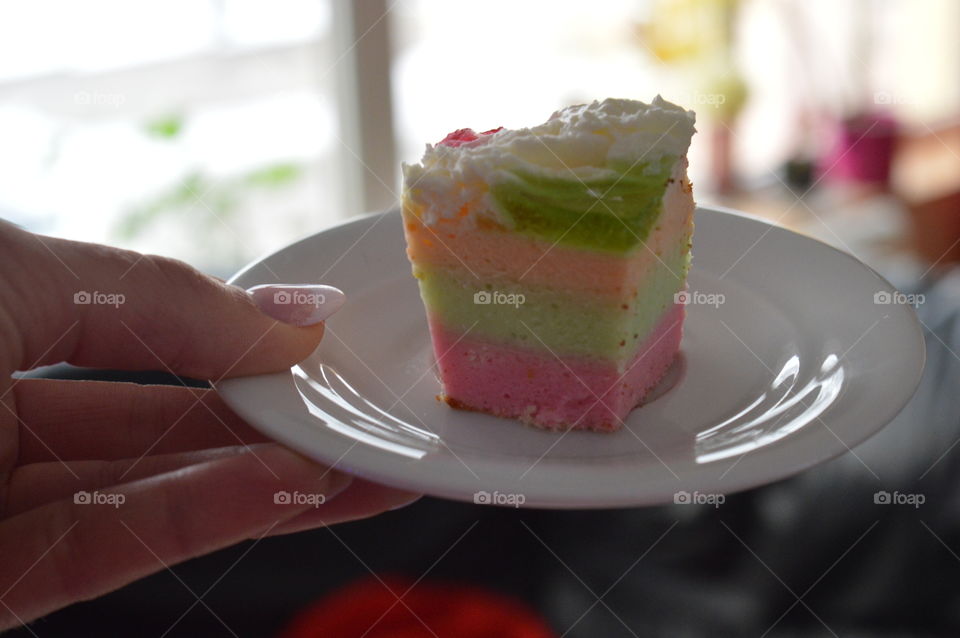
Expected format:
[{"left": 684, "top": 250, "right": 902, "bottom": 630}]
[{"left": 437, "top": 127, "right": 503, "bottom": 147}]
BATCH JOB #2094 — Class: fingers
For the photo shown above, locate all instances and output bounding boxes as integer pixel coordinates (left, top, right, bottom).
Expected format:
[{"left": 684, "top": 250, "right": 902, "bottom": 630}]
[
  {"left": 4, "top": 445, "right": 253, "bottom": 516},
  {"left": 14, "top": 380, "right": 268, "bottom": 464},
  {"left": 8, "top": 444, "right": 421, "bottom": 537},
  {"left": 0, "top": 444, "right": 353, "bottom": 629},
  {"left": 0, "top": 220, "right": 342, "bottom": 379},
  {"left": 10, "top": 379, "right": 423, "bottom": 523}
]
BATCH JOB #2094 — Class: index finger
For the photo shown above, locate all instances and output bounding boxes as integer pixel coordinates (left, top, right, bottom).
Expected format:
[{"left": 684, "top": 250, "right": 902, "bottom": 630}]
[{"left": 1, "top": 221, "right": 333, "bottom": 379}]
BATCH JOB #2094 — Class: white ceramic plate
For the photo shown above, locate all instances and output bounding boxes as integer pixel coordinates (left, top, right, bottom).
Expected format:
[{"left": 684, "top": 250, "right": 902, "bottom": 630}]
[{"left": 216, "top": 207, "right": 925, "bottom": 508}]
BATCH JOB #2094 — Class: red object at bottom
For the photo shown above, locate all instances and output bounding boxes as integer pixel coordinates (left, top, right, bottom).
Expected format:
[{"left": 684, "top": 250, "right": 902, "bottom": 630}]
[{"left": 278, "top": 575, "right": 557, "bottom": 638}]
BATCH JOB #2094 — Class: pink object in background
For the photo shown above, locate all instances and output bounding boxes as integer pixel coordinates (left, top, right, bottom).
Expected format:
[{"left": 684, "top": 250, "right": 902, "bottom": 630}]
[{"left": 820, "top": 112, "right": 899, "bottom": 187}]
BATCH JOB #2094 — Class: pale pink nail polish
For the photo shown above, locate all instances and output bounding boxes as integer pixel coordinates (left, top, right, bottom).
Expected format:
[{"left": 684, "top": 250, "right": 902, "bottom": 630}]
[
  {"left": 247, "top": 284, "right": 346, "bottom": 326},
  {"left": 389, "top": 494, "right": 423, "bottom": 511}
]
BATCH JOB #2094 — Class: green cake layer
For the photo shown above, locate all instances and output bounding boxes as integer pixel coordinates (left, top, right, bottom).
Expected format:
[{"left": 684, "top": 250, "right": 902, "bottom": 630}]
[
  {"left": 414, "top": 240, "right": 690, "bottom": 362},
  {"left": 489, "top": 156, "right": 676, "bottom": 254}
]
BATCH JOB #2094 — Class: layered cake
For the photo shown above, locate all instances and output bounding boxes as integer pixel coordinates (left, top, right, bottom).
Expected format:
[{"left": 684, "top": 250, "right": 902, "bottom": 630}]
[{"left": 401, "top": 97, "right": 696, "bottom": 431}]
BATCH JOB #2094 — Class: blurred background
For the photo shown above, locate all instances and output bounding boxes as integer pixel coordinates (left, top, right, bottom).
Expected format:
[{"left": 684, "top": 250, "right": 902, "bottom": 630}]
[
  {"left": 3, "top": 0, "right": 958, "bottom": 277},
  {"left": 5, "top": 1, "right": 960, "bottom": 636}
]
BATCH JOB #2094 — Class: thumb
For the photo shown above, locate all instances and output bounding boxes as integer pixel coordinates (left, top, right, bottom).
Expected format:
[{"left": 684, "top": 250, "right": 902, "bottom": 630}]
[{"left": 0, "top": 221, "right": 344, "bottom": 379}]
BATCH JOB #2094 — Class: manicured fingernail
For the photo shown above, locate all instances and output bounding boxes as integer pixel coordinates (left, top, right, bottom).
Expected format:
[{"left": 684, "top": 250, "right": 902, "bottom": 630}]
[
  {"left": 264, "top": 444, "right": 356, "bottom": 502},
  {"left": 320, "top": 470, "right": 355, "bottom": 501},
  {"left": 246, "top": 284, "right": 346, "bottom": 326},
  {"left": 389, "top": 493, "right": 424, "bottom": 511}
]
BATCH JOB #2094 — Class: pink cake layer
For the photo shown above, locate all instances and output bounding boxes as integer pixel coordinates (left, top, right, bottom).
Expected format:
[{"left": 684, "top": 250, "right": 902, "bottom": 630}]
[{"left": 430, "top": 303, "right": 685, "bottom": 432}]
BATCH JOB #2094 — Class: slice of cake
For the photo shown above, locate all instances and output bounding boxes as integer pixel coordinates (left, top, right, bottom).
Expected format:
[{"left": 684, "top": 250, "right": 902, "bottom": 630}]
[{"left": 401, "top": 96, "right": 696, "bottom": 432}]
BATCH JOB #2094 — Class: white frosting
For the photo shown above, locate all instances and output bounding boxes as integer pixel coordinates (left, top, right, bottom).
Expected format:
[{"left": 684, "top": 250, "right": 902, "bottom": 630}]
[{"left": 402, "top": 96, "right": 696, "bottom": 226}]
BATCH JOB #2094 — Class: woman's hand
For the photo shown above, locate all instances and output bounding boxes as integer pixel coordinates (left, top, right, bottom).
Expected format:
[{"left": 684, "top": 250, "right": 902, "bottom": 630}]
[{"left": 0, "top": 220, "right": 419, "bottom": 628}]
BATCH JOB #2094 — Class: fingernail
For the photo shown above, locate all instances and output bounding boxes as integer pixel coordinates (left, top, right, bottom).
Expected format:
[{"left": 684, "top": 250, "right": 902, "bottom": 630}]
[
  {"left": 266, "top": 444, "right": 356, "bottom": 501},
  {"left": 285, "top": 447, "right": 355, "bottom": 499},
  {"left": 389, "top": 493, "right": 424, "bottom": 511},
  {"left": 246, "top": 284, "right": 346, "bottom": 326},
  {"left": 321, "top": 470, "right": 355, "bottom": 501}
]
